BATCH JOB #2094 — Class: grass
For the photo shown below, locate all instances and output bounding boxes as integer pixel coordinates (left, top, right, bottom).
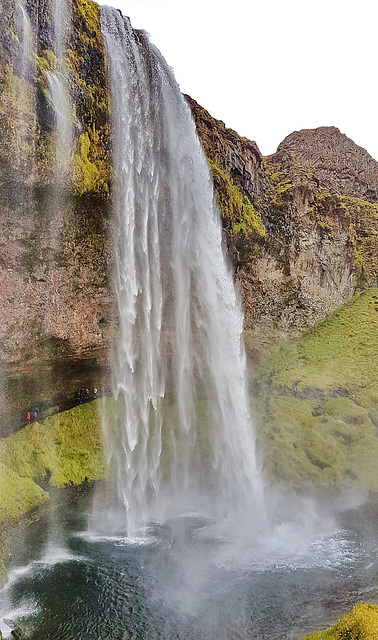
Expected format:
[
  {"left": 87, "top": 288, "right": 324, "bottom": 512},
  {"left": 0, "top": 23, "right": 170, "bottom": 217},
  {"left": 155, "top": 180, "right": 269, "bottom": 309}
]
[
  {"left": 255, "top": 289, "right": 378, "bottom": 394},
  {"left": 0, "top": 399, "right": 110, "bottom": 525},
  {"left": 252, "top": 289, "right": 378, "bottom": 490}
]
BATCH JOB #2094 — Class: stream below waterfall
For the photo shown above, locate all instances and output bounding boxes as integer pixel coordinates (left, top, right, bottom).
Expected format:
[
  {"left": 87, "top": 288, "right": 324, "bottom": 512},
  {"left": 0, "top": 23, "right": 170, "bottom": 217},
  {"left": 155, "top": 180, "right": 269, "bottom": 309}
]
[{"left": 1, "top": 487, "right": 378, "bottom": 640}]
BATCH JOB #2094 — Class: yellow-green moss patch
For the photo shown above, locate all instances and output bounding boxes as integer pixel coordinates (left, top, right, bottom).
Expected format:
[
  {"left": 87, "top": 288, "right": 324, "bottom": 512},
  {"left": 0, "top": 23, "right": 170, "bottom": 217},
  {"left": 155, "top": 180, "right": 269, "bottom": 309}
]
[
  {"left": 208, "top": 159, "right": 265, "bottom": 238},
  {"left": 263, "top": 156, "right": 294, "bottom": 208},
  {"left": 75, "top": 0, "right": 101, "bottom": 41},
  {"left": 0, "top": 462, "right": 48, "bottom": 524},
  {"left": 72, "top": 126, "right": 111, "bottom": 195},
  {"left": 301, "top": 603, "right": 378, "bottom": 640},
  {"left": 254, "top": 396, "right": 378, "bottom": 490},
  {"left": 255, "top": 289, "right": 378, "bottom": 394}
]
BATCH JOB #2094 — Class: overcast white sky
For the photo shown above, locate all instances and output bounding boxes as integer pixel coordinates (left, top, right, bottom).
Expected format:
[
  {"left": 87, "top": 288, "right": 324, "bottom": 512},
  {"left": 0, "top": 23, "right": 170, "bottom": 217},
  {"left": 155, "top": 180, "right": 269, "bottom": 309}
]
[{"left": 96, "top": 0, "right": 378, "bottom": 160}]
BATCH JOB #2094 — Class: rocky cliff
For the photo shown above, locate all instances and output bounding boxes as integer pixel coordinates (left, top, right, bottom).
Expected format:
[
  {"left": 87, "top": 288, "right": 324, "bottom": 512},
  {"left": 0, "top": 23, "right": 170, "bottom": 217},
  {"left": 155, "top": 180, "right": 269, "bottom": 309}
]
[
  {"left": 187, "top": 98, "right": 378, "bottom": 353},
  {"left": 0, "top": 0, "right": 112, "bottom": 434}
]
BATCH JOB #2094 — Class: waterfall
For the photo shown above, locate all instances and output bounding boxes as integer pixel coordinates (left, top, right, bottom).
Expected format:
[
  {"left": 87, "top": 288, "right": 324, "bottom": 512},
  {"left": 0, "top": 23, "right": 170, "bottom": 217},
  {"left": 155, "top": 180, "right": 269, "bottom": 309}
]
[
  {"left": 99, "top": 7, "right": 265, "bottom": 538},
  {"left": 7, "top": 1, "right": 37, "bottom": 180},
  {"left": 46, "top": 0, "right": 73, "bottom": 175}
]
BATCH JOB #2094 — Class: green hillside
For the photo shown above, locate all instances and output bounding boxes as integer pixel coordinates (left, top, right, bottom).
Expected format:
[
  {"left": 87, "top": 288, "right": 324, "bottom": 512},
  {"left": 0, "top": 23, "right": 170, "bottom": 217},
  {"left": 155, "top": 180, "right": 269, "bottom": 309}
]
[{"left": 252, "top": 288, "right": 378, "bottom": 490}]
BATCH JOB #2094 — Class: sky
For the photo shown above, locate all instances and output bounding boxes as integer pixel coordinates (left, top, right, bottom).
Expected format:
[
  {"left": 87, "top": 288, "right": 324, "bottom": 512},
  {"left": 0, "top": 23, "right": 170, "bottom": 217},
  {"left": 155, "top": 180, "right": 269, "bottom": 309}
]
[{"left": 96, "top": 0, "right": 378, "bottom": 160}]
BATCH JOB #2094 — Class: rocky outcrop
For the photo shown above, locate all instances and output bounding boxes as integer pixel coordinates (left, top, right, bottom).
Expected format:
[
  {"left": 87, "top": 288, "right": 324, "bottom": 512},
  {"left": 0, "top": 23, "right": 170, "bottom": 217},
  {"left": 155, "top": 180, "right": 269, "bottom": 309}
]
[
  {"left": 184, "top": 96, "right": 263, "bottom": 206},
  {"left": 187, "top": 99, "right": 378, "bottom": 351},
  {"left": 276, "top": 126, "right": 378, "bottom": 202},
  {"left": 185, "top": 95, "right": 266, "bottom": 265}
]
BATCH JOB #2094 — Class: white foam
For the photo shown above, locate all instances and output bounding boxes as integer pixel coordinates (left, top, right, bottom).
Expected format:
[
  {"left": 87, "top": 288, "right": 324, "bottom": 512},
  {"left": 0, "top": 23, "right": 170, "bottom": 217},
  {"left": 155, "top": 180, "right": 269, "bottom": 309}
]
[
  {"left": 76, "top": 531, "right": 157, "bottom": 547},
  {"left": 0, "top": 603, "right": 40, "bottom": 638},
  {"left": 35, "top": 544, "right": 83, "bottom": 567}
]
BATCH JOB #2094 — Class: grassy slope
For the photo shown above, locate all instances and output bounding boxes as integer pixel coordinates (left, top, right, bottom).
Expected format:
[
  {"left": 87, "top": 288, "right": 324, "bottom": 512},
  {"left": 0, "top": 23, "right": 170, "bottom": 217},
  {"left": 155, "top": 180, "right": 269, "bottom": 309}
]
[
  {"left": 252, "top": 288, "right": 378, "bottom": 491},
  {"left": 0, "top": 399, "right": 109, "bottom": 524}
]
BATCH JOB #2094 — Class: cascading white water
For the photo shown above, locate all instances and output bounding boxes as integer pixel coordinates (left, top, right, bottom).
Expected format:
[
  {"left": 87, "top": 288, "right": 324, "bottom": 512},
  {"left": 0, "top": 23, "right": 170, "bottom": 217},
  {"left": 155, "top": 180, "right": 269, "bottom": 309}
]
[
  {"left": 10, "top": 1, "right": 36, "bottom": 178},
  {"left": 100, "top": 7, "right": 265, "bottom": 538},
  {"left": 46, "top": 0, "right": 72, "bottom": 174},
  {"left": 16, "top": 1, "right": 33, "bottom": 63}
]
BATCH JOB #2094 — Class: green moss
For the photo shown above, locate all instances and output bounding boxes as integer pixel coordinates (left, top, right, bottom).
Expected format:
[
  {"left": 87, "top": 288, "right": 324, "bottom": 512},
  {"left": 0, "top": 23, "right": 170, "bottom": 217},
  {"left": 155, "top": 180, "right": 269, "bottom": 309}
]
[
  {"left": 35, "top": 50, "right": 61, "bottom": 108},
  {"left": 75, "top": 0, "right": 101, "bottom": 41},
  {"left": 0, "top": 399, "right": 112, "bottom": 525},
  {"left": 263, "top": 156, "right": 294, "bottom": 208},
  {"left": 254, "top": 395, "right": 378, "bottom": 490},
  {"left": 208, "top": 159, "right": 265, "bottom": 237},
  {"left": 35, "top": 50, "right": 57, "bottom": 75},
  {"left": 72, "top": 126, "right": 111, "bottom": 195},
  {"left": 45, "top": 400, "right": 107, "bottom": 486},
  {"left": 65, "top": 0, "right": 111, "bottom": 195},
  {"left": 301, "top": 603, "right": 378, "bottom": 640},
  {"left": 0, "top": 462, "right": 48, "bottom": 523},
  {"left": 252, "top": 289, "right": 378, "bottom": 490},
  {"left": 256, "top": 289, "right": 378, "bottom": 394}
]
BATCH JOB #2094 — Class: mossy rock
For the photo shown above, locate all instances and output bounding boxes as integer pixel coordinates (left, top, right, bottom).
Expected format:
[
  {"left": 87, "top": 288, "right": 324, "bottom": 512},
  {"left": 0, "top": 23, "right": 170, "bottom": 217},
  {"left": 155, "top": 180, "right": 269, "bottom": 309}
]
[
  {"left": 0, "top": 461, "right": 48, "bottom": 523},
  {"left": 254, "top": 288, "right": 378, "bottom": 399},
  {"left": 71, "top": 125, "right": 111, "bottom": 195},
  {"left": 301, "top": 603, "right": 378, "bottom": 639},
  {"left": 208, "top": 159, "right": 265, "bottom": 238},
  {"left": 263, "top": 156, "right": 295, "bottom": 209},
  {"left": 254, "top": 395, "right": 378, "bottom": 490}
]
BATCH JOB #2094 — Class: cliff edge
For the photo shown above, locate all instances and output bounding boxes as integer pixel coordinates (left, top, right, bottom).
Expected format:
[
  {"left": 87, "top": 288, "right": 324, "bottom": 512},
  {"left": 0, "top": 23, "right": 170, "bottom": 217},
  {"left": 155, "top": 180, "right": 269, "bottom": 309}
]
[{"left": 187, "top": 99, "right": 378, "bottom": 351}]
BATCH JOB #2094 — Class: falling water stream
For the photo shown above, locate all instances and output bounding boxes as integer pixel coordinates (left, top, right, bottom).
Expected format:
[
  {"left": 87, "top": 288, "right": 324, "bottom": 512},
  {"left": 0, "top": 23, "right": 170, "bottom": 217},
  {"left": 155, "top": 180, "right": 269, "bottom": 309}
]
[
  {"left": 1, "top": 4, "right": 378, "bottom": 639},
  {"left": 98, "top": 7, "right": 265, "bottom": 538},
  {"left": 46, "top": 0, "right": 73, "bottom": 175}
]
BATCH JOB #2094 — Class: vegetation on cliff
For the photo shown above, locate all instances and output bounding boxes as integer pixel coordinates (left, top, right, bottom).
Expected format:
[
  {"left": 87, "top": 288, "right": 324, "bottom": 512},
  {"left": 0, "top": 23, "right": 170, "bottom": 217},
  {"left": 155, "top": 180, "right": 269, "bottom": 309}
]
[
  {"left": 252, "top": 288, "right": 378, "bottom": 490},
  {"left": 208, "top": 159, "right": 265, "bottom": 238},
  {"left": 0, "top": 399, "right": 108, "bottom": 525},
  {"left": 185, "top": 95, "right": 265, "bottom": 242},
  {"left": 0, "top": 0, "right": 111, "bottom": 193},
  {"left": 68, "top": 0, "right": 111, "bottom": 195},
  {"left": 301, "top": 603, "right": 378, "bottom": 640}
]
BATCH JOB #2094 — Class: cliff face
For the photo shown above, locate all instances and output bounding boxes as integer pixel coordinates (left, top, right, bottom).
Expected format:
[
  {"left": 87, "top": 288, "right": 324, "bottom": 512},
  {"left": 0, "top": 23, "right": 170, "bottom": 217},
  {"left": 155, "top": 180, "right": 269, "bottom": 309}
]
[
  {"left": 187, "top": 99, "right": 378, "bottom": 351},
  {"left": 0, "top": 0, "right": 111, "bottom": 361},
  {"left": 0, "top": 0, "right": 112, "bottom": 433},
  {"left": 0, "top": 0, "right": 377, "bottom": 437}
]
